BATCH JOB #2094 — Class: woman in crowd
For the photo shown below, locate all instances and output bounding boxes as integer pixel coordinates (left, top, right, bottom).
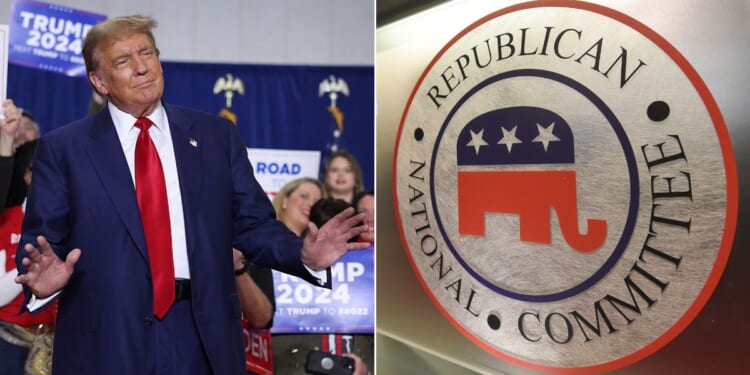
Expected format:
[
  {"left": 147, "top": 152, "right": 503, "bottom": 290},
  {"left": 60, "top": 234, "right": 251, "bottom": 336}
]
[
  {"left": 272, "top": 177, "right": 324, "bottom": 236},
  {"left": 323, "top": 150, "right": 363, "bottom": 204}
]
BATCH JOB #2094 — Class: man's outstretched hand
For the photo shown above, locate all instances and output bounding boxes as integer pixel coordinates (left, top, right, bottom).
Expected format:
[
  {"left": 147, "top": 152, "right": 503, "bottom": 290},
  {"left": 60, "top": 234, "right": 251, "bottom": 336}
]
[
  {"left": 301, "top": 207, "right": 370, "bottom": 270},
  {"left": 15, "top": 235, "right": 80, "bottom": 298}
]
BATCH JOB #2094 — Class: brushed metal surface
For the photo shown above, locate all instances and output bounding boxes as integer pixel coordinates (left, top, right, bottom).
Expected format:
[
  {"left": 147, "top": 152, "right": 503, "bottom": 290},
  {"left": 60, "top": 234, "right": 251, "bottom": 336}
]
[{"left": 377, "top": 1, "right": 750, "bottom": 374}]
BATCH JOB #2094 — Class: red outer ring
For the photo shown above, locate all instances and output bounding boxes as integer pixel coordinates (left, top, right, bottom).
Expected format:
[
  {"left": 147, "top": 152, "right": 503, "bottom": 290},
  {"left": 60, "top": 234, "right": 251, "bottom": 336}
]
[{"left": 391, "top": 1, "right": 738, "bottom": 373}]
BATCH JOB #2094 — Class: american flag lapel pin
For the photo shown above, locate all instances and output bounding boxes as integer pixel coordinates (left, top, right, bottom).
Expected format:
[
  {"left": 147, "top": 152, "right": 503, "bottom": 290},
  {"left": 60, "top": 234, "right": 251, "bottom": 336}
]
[{"left": 190, "top": 138, "right": 198, "bottom": 148}]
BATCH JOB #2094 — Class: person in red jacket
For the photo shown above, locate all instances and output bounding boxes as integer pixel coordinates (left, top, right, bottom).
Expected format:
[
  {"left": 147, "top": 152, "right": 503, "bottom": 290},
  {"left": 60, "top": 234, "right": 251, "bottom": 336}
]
[{"left": 0, "top": 159, "right": 56, "bottom": 375}]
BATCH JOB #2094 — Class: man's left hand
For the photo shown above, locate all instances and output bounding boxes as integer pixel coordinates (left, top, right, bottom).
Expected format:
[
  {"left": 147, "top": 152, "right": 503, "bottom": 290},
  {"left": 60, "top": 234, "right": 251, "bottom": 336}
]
[{"left": 301, "top": 207, "right": 369, "bottom": 270}]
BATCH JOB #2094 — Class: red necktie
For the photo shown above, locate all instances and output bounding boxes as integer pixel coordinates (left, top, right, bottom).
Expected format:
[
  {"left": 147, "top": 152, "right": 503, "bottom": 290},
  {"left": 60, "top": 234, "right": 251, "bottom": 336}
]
[{"left": 134, "top": 117, "right": 175, "bottom": 319}]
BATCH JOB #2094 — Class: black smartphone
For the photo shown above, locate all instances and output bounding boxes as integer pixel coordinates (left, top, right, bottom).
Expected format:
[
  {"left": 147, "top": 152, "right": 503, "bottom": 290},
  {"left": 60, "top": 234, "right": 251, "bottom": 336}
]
[{"left": 305, "top": 349, "right": 355, "bottom": 375}]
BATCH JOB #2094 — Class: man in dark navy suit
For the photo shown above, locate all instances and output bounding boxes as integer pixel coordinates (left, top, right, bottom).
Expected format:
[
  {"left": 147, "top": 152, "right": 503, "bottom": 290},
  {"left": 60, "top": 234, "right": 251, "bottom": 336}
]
[{"left": 14, "top": 15, "right": 368, "bottom": 375}]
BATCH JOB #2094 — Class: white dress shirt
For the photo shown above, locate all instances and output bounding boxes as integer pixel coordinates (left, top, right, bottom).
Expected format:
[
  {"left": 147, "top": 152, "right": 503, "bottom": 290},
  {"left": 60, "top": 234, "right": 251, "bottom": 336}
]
[{"left": 109, "top": 101, "right": 190, "bottom": 279}]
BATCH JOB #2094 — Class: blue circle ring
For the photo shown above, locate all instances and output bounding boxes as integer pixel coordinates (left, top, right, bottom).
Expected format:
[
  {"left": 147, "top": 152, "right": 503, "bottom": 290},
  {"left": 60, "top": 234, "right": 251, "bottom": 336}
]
[{"left": 430, "top": 69, "right": 640, "bottom": 303}]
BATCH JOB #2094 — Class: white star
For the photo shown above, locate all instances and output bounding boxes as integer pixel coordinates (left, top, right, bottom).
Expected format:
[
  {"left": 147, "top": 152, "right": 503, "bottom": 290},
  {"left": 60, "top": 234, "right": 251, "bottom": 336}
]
[
  {"left": 532, "top": 122, "right": 560, "bottom": 152},
  {"left": 466, "top": 128, "right": 488, "bottom": 155},
  {"left": 497, "top": 125, "right": 523, "bottom": 153}
]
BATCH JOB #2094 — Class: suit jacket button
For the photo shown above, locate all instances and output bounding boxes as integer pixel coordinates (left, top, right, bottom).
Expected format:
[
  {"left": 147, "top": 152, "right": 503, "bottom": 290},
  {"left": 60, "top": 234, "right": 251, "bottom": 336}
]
[{"left": 144, "top": 317, "right": 153, "bottom": 326}]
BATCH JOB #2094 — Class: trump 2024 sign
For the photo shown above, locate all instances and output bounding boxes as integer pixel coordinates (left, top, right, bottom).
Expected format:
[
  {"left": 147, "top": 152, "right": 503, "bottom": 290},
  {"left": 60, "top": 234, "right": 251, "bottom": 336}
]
[{"left": 392, "top": 1, "right": 737, "bottom": 373}]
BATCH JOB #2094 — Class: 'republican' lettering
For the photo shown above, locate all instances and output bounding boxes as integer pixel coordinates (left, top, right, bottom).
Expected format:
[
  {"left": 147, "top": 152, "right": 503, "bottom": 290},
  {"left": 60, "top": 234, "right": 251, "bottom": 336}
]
[{"left": 425, "top": 25, "right": 647, "bottom": 109}]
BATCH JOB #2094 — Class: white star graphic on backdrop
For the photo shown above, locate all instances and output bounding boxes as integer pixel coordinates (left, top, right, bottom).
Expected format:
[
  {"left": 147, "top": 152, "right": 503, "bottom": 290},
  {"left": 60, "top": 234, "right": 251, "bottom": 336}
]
[
  {"left": 497, "top": 125, "right": 523, "bottom": 153},
  {"left": 466, "top": 128, "right": 488, "bottom": 155},
  {"left": 532, "top": 122, "right": 560, "bottom": 152}
]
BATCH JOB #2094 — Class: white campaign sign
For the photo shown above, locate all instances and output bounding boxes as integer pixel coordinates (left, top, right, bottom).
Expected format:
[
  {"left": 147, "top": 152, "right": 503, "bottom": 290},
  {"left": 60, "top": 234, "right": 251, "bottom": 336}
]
[{"left": 246, "top": 148, "right": 320, "bottom": 196}]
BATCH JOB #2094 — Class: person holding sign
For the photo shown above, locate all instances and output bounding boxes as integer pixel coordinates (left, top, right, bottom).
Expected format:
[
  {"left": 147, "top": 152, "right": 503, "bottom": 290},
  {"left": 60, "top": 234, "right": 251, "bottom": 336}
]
[
  {"left": 1, "top": 112, "right": 39, "bottom": 214},
  {"left": 0, "top": 100, "right": 23, "bottom": 209},
  {"left": 0, "top": 101, "right": 38, "bottom": 214},
  {"left": 13, "top": 15, "right": 368, "bottom": 375},
  {"left": 0, "top": 155, "right": 56, "bottom": 375},
  {"left": 0, "top": 99, "right": 53, "bottom": 375}
]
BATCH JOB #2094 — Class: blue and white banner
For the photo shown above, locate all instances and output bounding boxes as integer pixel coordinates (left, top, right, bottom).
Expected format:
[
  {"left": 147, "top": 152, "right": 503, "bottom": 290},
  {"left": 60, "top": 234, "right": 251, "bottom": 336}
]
[
  {"left": 8, "top": 0, "right": 106, "bottom": 77},
  {"left": 272, "top": 247, "right": 374, "bottom": 334},
  {"left": 247, "top": 148, "right": 320, "bottom": 196}
]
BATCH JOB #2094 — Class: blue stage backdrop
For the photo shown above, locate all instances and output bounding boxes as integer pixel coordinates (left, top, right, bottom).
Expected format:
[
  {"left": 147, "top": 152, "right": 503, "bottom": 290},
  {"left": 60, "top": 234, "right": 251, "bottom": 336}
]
[{"left": 6, "top": 62, "right": 374, "bottom": 189}]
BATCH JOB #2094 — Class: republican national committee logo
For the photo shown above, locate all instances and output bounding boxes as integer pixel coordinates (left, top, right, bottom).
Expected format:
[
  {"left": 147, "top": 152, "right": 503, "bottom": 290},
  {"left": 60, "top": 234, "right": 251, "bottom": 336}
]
[{"left": 392, "top": 1, "right": 738, "bottom": 374}]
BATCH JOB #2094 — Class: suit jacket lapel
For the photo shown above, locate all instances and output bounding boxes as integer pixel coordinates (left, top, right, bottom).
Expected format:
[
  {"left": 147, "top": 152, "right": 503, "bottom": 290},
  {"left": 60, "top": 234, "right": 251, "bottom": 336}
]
[
  {"left": 165, "top": 104, "right": 202, "bottom": 260},
  {"left": 86, "top": 108, "right": 149, "bottom": 261}
]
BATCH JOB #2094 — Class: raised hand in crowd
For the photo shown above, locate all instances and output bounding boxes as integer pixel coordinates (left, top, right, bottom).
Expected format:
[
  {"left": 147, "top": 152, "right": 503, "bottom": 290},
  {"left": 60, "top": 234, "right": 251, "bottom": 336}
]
[{"left": 0, "top": 99, "right": 21, "bottom": 156}]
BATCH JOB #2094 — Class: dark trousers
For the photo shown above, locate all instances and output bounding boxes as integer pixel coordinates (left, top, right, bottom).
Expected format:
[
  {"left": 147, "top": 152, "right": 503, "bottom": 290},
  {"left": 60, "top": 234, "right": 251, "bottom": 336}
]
[
  {"left": 153, "top": 299, "right": 213, "bottom": 375},
  {"left": 0, "top": 336, "right": 27, "bottom": 375}
]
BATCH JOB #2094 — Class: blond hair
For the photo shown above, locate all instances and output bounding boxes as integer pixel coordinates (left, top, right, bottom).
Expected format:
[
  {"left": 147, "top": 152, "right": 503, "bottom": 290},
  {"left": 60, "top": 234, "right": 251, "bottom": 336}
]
[
  {"left": 83, "top": 15, "right": 159, "bottom": 74},
  {"left": 272, "top": 177, "right": 323, "bottom": 223}
]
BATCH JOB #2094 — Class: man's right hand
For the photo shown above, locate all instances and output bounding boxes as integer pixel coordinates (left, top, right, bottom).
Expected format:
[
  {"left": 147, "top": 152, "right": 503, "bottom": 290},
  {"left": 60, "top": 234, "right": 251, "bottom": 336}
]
[{"left": 15, "top": 235, "right": 81, "bottom": 298}]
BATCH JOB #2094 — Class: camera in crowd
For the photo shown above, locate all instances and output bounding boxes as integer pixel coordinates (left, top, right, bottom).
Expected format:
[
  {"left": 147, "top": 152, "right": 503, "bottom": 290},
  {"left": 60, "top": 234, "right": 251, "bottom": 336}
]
[{"left": 305, "top": 349, "right": 355, "bottom": 375}]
